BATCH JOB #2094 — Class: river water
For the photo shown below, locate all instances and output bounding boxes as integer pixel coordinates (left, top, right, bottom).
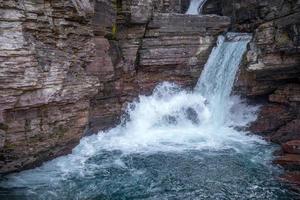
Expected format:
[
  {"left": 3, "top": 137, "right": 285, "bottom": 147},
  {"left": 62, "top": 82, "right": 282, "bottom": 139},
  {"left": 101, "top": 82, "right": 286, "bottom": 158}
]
[{"left": 0, "top": 34, "right": 298, "bottom": 199}]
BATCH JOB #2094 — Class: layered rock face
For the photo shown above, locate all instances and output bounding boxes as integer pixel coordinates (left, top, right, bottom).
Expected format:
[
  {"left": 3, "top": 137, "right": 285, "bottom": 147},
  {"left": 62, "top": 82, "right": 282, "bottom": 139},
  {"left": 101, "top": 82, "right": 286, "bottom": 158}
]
[
  {"left": 87, "top": 0, "right": 230, "bottom": 134},
  {"left": 204, "top": 0, "right": 300, "bottom": 185},
  {"left": 0, "top": 0, "right": 230, "bottom": 173},
  {"left": 1, "top": 0, "right": 299, "bottom": 180},
  {"left": 0, "top": 0, "right": 99, "bottom": 173}
]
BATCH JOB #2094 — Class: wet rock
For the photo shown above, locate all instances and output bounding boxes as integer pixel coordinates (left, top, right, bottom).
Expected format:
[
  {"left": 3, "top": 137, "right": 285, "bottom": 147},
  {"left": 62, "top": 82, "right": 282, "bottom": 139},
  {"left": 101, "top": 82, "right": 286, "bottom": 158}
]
[
  {"left": 270, "top": 84, "right": 300, "bottom": 104},
  {"left": 249, "top": 104, "right": 294, "bottom": 135},
  {"left": 185, "top": 107, "right": 200, "bottom": 125},
  {"left": 271, "top": 120, "right": 300, "bottom": 144},
  {"left": 280, "top": 171, "right": 300, "bottom": 187},
  {"left": 282, "top": 140, "right": 300, "bottom": 155},
  {"left": 274, "top": 154, "right": 300, "bottom": 170}
]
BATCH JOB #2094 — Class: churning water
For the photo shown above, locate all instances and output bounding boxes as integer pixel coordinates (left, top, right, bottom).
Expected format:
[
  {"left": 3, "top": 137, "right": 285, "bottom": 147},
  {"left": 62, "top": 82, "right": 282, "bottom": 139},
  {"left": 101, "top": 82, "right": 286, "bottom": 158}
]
[{"left": 0, "top": 34, "right": 299, "bottom": 199}]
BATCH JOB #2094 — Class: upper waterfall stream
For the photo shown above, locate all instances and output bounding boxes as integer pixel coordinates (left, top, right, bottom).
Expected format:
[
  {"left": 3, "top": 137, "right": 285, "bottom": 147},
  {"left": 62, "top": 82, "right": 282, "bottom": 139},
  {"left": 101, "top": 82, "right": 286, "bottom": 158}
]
[
  {"left": 0, "top": 33, "right": 298, "bottom": 199},
  {"left": 186, "top": 0, "right": 207, "bottom": 15}
]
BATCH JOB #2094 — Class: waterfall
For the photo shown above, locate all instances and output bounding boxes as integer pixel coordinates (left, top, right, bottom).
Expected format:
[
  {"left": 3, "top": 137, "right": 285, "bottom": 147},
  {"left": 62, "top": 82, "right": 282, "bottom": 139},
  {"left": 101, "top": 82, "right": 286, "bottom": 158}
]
[
  {"left": 196, "top": 33, "right": 252, "bottom": 125},
  {"left": 2, "top": 33, "right": 281, "bottom": 200},
  {"left": 186, "top": 0, "right": 207, "bottom": 15},
  {"left": 1, "top": 32, "right": 258, "bottom": 170}
]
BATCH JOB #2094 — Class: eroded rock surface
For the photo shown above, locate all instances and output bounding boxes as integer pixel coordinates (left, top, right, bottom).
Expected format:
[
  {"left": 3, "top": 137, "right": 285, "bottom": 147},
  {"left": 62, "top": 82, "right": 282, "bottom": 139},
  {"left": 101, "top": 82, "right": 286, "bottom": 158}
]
[
  {"left": 0, "top": 0, "right": 99, "bottom": 173},
  {"left": 0, "top": 0, "right": 230, "bottom": 173}
]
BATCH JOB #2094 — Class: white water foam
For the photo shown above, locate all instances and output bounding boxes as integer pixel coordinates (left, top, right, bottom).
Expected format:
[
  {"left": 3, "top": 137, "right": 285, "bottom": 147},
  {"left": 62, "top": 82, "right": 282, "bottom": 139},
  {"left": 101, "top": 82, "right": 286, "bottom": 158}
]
[
  {"left": 186, "top": 0, "right": 207, "bottom": 15},
  {"left": 1, "top": 33, "right": 266, "bottom": 190}
]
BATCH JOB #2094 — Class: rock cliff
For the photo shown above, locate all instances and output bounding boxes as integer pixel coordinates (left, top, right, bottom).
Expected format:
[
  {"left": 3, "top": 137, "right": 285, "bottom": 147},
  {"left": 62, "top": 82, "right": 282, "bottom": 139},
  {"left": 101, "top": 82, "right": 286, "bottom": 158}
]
[
  {"left": 0, "top": 0, "right": 99, "bottom": 173},
  {"left": 0, "top": 0, "right": 230, "bottom": 173},
  {"left": 1, "top": 0, "right": 299, "bottom": 183}
]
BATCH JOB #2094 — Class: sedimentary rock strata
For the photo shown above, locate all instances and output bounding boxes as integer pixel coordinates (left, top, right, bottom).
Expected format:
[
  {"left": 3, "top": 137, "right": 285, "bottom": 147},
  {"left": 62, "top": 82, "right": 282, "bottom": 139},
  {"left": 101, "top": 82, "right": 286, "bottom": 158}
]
[
  {"left": 0, "top": 0, "right": 230, "bottom": 173},
  {"left": 1, "top": 0, "right": 299, "bottom": 182},
  {"left": 0, "top": 0, "right": 99, "bottom": 173},
  {"left": 87, "top": 1, "right": 230, "bottom": 134}
]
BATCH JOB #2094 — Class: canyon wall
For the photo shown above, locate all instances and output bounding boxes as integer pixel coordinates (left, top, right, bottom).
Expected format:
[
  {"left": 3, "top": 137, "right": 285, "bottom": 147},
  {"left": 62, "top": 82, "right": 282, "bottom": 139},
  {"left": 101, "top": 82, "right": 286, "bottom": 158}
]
[
  {"left": 2, "top": 0, "right": 298, "bottom": 177},
  {"left": 0, "top": 0, "right": 230, "bottom": 173},
  {"left": 0, "top": 0, "right": 99, "bottom": 173},
  {"left": 204, "top": 0, "right": 300, "bottom": 183}
]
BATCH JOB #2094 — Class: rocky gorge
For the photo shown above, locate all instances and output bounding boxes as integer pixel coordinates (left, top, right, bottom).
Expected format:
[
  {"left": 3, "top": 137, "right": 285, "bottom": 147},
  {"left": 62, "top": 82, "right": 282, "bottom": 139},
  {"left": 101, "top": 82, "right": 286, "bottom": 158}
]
[
  {"left": 0, "top": 0, "right": 230, "bottom": 173},
  {"left": 202, "top": 0, "right": 300, "bottom": 186},
  {"left": 0, "top": 0, "right": 300, "bottom": 195}
]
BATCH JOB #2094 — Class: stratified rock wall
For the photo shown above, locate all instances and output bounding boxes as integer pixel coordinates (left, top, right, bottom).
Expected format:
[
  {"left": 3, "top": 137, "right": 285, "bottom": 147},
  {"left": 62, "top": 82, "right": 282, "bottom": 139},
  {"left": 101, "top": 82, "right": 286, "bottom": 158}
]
[
  {"left": 2, "top": 0, "right": 298, "bottom": 178},
  {"left": 0, "top": 0, "right": 230, "bottom": 173},
  {"left": 87, "top": 0, "right": 230, "bottom": 133},
  {"left": 0, "top": 0, "right": 99, "bottom": 173}
]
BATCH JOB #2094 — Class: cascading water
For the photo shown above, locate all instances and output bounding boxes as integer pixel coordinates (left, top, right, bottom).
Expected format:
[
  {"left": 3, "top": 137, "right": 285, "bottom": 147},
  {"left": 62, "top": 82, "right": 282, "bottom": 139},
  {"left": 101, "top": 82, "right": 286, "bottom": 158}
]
[
  {"left": 186, "top": 0, "right": 207, "bottom": 15},
  {"left": 0, "top": 33, "right": 298, "bottom": 199},
  {"left": 195, "top": 33, "right": 253, "bottom": 126}
]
